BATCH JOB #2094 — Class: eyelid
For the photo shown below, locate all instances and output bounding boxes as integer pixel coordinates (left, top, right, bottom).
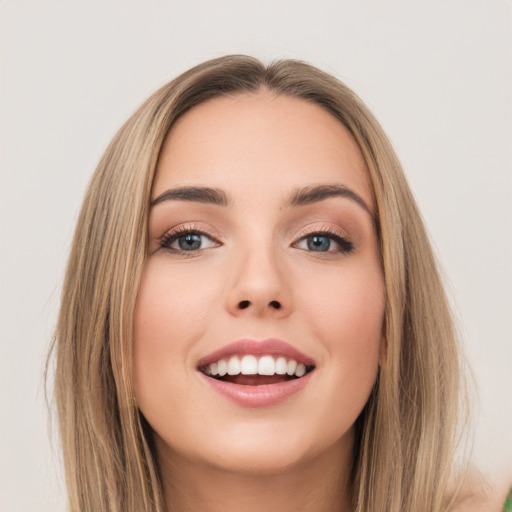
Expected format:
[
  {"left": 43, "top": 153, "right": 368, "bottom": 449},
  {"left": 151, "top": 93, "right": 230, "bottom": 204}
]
[{"left": 292, "top": 223, "right": 350, "bottom": 243}]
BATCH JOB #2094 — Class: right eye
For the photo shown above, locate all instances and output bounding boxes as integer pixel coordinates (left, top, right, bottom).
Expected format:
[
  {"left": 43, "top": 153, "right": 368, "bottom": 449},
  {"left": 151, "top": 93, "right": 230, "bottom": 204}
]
[{"left": 159, "top": 229, "right": 219, "bottom": 253}]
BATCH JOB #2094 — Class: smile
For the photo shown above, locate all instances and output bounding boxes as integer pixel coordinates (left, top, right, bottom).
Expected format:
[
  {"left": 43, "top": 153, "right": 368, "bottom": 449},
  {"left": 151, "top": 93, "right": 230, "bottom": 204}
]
[{"left": 196, "top": 339, "right": 316, "bottom": 407}]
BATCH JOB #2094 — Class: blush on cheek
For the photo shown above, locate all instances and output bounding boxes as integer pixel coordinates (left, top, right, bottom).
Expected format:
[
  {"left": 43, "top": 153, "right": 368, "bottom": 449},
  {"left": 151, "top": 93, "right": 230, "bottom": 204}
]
[{"left": 306, "top": 270, "right": 384, "bottom": 395}]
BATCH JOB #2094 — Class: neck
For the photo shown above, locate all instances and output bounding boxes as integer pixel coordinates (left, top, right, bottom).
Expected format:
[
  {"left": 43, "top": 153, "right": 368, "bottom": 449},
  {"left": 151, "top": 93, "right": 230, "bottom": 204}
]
[{"left": 157, "top": 437, "right": 354, "bottom": 512}]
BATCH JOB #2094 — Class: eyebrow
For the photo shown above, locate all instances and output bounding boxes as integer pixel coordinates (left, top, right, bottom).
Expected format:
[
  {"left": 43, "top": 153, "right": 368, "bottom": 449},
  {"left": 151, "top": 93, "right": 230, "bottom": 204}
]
[
  {"left": 151, "top": 183, "right": 373, "bottom": 218},
  {"left": 151, "top": 186, "right": 229, "bottom": 207},
  {"left": 286, "top": 184, "right": 374, "bottom": 218}
]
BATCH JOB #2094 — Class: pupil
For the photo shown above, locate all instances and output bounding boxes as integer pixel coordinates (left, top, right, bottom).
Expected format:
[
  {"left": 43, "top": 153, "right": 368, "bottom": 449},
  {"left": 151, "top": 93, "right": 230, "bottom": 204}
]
[
  {"left": 179, "top": 234, "right": 201, "bottom": 250},
  {"left": 308, "top": 236, "right": 330, "bottom": 251}
]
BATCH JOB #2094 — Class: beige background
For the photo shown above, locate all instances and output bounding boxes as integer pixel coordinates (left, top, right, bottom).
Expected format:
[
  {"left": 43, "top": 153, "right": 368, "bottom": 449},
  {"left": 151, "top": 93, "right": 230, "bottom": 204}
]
[{"left": 1, "top": 1, "right": 511, "bottom": 510}]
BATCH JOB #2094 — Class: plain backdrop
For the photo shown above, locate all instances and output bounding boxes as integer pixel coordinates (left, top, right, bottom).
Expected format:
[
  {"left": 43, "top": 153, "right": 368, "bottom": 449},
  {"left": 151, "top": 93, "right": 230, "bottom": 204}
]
[{"left": 1, "top": 1, "right": 511, "bottom": 510}]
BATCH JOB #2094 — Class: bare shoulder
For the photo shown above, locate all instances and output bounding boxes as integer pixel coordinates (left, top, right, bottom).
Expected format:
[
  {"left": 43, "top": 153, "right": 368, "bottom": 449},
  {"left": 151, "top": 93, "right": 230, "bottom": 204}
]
[{"left": 451, "top": 469, "right": 512, "bottom": 512}]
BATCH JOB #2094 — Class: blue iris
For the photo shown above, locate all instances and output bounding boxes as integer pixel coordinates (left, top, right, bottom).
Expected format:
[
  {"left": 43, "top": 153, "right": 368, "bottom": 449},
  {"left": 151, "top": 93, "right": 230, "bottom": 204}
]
[
  {"left": 178, "top": 234, "right": 202, "bottom": 250},
  {"left": 307, "top": 235, "right": 331, "bottom": 251}
]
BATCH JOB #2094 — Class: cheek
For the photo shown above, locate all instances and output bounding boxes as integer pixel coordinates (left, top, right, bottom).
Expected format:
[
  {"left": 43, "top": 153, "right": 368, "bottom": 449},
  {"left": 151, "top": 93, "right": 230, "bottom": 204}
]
[
  {"left": 132, "top": 260, "right": 218, "bottom": 412},
  {"left": 303, "top": 262, "right": 384, "bottom": 338},
  {"left": 299, "top": 264, "right": 385, "bottom": 409},
  {"left": 134, "top": 260, "right": 218, "bottom": 349}
]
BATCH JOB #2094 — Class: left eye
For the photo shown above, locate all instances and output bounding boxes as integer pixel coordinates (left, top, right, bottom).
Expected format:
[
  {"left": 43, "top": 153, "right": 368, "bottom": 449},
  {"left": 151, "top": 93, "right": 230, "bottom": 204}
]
[
  {"left": 160, "top": 231, "right": 218, "bottom": 252},
  {"left": 295, "top": 233, "right": 353, "bottom": 254}
]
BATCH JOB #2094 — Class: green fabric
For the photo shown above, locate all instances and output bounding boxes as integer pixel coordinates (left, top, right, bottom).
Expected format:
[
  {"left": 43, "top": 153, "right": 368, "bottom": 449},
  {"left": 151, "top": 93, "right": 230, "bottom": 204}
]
[{"left": 503, "top": 487, "right": 512, "bottom": 512}]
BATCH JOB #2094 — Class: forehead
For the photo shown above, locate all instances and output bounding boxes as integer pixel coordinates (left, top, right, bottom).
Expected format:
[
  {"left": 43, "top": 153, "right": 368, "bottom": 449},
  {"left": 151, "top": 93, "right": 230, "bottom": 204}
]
[{"left": 153, "top": 92, "right": 374, "bottom": 208}]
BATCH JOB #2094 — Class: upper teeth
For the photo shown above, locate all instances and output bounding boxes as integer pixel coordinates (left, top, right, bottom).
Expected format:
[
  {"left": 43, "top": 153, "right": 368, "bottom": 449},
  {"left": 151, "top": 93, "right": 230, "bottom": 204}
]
[{"left": 204, "top": 355, "right": 308, "bottom": 378}]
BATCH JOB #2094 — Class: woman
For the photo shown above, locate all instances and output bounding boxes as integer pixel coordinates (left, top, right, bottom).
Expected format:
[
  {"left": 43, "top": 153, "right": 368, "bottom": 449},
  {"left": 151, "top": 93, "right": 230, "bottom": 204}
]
[{"left": 50, "top": 55, "right": 503, "bottom": 511}]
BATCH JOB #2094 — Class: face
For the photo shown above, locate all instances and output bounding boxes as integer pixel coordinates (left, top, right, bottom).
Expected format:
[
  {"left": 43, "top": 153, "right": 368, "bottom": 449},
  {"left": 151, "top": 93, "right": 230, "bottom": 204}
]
[{"left": 133, "top": 92, "right": 385, "bottom": 475}]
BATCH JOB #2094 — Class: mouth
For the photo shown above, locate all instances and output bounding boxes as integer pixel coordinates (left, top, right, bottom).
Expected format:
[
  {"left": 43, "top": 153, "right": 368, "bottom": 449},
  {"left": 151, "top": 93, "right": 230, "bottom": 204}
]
[
  {"left": 198, "top": 354, "right": 316, "bottom": 386},
  {"left": 196, "top": 339, "right": 316, "bottom": 407}
]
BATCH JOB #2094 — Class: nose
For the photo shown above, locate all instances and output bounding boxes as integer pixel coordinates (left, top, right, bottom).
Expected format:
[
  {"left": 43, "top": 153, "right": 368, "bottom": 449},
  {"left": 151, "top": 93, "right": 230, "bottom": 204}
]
[{"left": 225, "top": 245, "right": 292, "bottom": 318}]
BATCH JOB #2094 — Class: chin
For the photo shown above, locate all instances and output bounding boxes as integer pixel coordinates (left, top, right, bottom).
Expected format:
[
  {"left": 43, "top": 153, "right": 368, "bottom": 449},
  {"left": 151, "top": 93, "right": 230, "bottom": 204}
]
[
  {"left": 204, "top": 447, "right": 312, "bottom": 476},
  {"left": 183, "top": 425, "right": 350, "bottom": 477}
]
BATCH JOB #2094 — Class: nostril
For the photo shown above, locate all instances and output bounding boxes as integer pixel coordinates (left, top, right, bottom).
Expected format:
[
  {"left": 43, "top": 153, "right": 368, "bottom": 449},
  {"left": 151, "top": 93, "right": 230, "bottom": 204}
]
[
  {"left": 236, "top": 300, "right": 282, "bottom": 310},
  {"left": 238, "top": 300, "right": 250, "bottom": 310}
]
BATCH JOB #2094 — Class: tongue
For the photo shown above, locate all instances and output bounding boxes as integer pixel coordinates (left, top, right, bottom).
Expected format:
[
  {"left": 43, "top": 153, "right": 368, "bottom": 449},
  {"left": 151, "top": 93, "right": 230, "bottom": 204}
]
[{"left": 220, "top": 374, "right": 295, "bottom": 386}]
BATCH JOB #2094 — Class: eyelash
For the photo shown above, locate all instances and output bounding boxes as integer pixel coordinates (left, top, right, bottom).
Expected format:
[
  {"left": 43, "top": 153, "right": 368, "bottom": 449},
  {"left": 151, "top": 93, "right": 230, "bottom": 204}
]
[
  {"left": 158, "top": 225, "right": 354, "bottom": 255},
  {"left": 159, "top": 224, "right": 220, "bottom": 255}
]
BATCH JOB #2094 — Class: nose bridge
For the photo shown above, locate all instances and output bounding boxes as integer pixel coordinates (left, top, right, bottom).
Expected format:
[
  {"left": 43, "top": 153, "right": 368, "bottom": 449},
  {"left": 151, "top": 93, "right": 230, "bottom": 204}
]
[{"left": 225, "top": 232, "right": 291, "bottom": 317}]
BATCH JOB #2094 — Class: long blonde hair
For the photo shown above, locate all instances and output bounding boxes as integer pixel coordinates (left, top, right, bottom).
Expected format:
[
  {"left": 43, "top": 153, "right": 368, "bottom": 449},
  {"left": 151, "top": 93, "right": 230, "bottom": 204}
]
[{"left": 50, "top": 55, "right": 467, "bottom": 511}]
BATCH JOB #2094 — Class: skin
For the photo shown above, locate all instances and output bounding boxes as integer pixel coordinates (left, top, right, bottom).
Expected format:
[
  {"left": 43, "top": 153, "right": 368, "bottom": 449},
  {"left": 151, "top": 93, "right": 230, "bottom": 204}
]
[
  {"left": 133, "top": 91, "right": 386, "bottom": 512},
  {"left": 453, "top": 470, "right": 512, "bottom": 512}
]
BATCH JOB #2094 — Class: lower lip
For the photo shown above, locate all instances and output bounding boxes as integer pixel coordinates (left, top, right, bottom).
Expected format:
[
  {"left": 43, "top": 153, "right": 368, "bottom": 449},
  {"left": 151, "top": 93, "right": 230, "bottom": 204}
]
[{"left": 199, "top": 372, "right": 313, "bottom": 408}]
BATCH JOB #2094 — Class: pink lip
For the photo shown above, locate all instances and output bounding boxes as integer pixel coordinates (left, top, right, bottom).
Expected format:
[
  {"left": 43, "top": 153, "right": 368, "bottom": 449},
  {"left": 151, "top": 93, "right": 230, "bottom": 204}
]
[
  {"left": 196, "top": 339, "right": 315, "bottom": 368},
  {"left": 196, "top": 339, "right": 315, "bottom": 408},
  {"left": 198, "top": 371, "right": 313, "bottom": 408}
]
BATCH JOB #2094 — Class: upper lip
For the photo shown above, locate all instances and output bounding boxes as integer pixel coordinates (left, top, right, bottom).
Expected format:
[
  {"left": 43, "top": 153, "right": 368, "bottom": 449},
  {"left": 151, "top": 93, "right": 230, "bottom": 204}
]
[{"left": 196, "top": 339, "right": 316, "bottom": 368}]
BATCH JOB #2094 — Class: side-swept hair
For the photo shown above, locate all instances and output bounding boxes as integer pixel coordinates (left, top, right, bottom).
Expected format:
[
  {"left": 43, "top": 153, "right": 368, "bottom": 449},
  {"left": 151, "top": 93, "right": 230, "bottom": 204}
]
[{"left": 50, "top": 55, "right": 467, "bottom": 511}]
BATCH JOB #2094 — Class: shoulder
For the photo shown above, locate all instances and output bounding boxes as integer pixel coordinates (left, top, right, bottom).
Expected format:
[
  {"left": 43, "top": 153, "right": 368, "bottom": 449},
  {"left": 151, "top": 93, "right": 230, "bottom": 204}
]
[{"left": 451, "top": 471, "right": 512, "bottom": 512}]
